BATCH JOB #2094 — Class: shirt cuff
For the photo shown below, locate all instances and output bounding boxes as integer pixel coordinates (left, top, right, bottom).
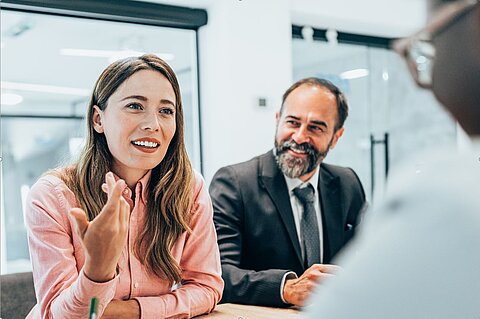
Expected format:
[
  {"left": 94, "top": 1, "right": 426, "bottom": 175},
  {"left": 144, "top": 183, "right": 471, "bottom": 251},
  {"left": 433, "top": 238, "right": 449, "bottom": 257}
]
[
  {"left": 280, "top": 271, "right": 298, "bottom": 304},
  {"left": 77, "top": 269, "right": 118, "bottom": 313}
]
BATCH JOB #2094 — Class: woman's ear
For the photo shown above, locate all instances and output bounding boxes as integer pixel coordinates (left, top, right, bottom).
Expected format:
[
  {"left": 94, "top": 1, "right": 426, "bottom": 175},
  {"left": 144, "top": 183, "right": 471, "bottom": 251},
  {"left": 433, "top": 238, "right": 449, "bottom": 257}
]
[{"left": 92, "top": 105, "right": 104, "bottom": 133}]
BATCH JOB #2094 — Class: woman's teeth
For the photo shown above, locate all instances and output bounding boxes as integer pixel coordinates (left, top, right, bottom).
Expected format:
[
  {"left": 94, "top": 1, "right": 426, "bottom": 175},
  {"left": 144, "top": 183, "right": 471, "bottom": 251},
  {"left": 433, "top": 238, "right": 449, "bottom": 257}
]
[{"left": 132, "top": 141, "right": 158, "bottom": 148}]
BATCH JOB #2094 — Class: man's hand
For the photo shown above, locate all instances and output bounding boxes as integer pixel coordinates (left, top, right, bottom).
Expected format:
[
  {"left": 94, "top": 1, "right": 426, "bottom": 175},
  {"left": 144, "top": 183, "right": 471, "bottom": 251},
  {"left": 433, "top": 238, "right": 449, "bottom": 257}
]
[
  {"left": 70, "top": 172, "right": 130, "bottom": 282},
  {"left": 101, "top": 299, "right": 140, "bottom": 319},
  {"left": 283, "top": 264, "right": 340, "bottom": 306}
]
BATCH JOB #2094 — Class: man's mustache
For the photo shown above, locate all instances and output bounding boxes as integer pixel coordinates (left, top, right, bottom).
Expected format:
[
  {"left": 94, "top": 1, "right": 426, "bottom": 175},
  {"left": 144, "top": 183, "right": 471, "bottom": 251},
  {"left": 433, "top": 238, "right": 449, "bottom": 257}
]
[{"left": 277, "top": 140, "right": 317, "bottom": 157}]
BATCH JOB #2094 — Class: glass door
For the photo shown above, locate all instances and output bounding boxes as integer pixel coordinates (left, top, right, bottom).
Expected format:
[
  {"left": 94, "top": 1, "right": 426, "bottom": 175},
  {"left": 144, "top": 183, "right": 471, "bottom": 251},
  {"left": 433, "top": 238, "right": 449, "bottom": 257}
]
[{"left": 292, "top": 37, "right": 457, "bottom": 202}]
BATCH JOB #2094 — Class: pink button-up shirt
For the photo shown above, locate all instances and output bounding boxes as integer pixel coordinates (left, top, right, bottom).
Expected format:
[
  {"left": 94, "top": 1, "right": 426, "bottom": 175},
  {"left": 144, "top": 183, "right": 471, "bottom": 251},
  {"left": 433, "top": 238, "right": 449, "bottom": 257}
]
[{"left": 25, "top": 170, "right": 223, "bottom": 319}]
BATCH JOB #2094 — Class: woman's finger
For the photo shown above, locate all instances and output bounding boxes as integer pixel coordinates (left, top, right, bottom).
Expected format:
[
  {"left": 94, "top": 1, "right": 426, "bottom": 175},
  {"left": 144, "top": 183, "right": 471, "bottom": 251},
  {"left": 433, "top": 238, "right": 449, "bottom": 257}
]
[
  {"left": 120, "top": 197, "right": 130, "bottom": 222},
  {"left": 105, "top": 172, "right": 116, "bottom": 196},
  {"left": 103, "top": 179, "right": 127, "bottom": 211},
  {"left": 70, "top": 208, "right": 89, "bottom": 239}
]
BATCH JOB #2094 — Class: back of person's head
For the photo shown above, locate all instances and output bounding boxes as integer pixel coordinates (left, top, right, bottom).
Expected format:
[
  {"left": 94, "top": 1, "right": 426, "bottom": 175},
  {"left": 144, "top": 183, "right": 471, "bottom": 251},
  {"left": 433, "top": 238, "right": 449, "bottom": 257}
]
[
  {"left": 280, "top": 77, "right": 349, "bottom": 132},
  {"left": 396, "top": 0, "right": 480, "bottom": 135},
  {"left": 426, "top": 0, "right": 480, "bottom": 135}
]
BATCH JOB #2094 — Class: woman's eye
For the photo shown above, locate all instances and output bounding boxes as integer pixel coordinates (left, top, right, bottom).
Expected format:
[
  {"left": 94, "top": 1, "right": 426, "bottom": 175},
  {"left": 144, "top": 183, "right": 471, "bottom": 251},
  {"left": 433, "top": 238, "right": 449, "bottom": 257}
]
[
  {"left": 127, "top": 103, "right": 143, "bottom": 110},
  {"left": 160, "top": 108, "right": 174, "bottom": 115}
]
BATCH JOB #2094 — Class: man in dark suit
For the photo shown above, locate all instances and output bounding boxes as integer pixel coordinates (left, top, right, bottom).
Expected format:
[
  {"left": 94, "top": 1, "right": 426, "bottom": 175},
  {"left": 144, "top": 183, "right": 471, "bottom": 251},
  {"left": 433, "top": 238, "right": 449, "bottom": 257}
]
[{"left": 209, "top": 77, "right": 366, "bottom": 307}]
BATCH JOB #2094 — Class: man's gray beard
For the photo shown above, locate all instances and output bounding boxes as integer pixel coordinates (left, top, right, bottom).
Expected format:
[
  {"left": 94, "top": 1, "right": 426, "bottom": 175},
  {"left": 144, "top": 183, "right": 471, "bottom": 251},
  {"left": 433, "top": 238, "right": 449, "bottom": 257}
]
[
  {"left": 274, "top": 140, "right": 327, "bottom": 179},
  {"left": 275, "top": 151, "right": 314, "bottom": 178}
]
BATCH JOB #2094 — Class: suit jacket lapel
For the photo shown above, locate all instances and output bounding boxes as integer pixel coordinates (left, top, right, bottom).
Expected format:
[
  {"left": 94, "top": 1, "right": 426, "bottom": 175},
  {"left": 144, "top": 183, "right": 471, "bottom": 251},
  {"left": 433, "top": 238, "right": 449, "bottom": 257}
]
[
  {"left": 318, "top": 165, "right": 343, "bottom": 262},
  {"left": 260, "top": 151, "right": 303, "bottom": 266}
]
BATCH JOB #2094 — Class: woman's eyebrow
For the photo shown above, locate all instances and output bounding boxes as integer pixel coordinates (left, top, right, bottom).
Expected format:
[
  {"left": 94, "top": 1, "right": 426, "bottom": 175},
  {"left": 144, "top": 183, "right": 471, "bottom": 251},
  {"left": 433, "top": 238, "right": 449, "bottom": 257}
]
[
  {"left": 120, "top": 95, "right": 175, "bottom": 107},
  {"left": 120, "top": 95, "right": 147, "bottom": 101}
]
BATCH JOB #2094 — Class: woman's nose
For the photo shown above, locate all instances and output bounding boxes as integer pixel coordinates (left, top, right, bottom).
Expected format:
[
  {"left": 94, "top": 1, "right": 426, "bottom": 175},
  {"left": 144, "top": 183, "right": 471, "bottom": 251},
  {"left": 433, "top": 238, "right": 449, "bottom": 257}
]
[{"left": 141, "top": 114, "right": 160, "bottom": 131}]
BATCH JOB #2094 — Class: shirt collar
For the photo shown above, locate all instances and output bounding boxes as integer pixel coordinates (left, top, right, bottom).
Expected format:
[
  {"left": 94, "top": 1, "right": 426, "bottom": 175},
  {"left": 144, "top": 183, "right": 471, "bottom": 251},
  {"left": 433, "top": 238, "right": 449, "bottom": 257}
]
[
  {"left": 111, "top": 170, "right": 151, "bottom": 204},
  {"left": 284, "top": 167, "right": 320, "bottom": 196},
  {"left": 137, "top": 170, "right": 151, "bottom": 202}
]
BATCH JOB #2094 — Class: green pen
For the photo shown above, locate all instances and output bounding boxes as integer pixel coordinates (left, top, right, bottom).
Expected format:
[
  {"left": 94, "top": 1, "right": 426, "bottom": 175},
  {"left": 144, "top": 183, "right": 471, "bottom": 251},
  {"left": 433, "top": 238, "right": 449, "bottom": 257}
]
[{"left": 88, "top": 297, "right": 98, "bottom": 319}]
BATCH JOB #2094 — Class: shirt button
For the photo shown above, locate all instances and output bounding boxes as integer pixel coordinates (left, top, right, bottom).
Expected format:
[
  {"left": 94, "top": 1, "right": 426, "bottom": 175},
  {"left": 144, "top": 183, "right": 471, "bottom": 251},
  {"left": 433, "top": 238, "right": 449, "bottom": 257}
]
[{"left": 134, "top": 282, "right": 139, "bottom": 288}]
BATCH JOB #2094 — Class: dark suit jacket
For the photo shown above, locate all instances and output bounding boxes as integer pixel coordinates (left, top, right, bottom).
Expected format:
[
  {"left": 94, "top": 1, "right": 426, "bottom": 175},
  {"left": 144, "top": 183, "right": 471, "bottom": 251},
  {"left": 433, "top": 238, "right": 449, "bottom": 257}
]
[{"left": 209, "top": 150, "right": 366, "bottom": 307}]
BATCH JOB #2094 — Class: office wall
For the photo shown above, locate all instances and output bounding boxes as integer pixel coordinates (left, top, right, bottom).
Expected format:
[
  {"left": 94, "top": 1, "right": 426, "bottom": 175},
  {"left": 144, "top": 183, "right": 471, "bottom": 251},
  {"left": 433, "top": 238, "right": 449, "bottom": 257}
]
[
  {"left": 291, "top": 0, "right": 426, "bottom": 37},
  {"left": 155, "top": 0, "right": 427, "bottom": 183},
  {"left": 198, "top": 0, "right": 292, "bottom": 183}
]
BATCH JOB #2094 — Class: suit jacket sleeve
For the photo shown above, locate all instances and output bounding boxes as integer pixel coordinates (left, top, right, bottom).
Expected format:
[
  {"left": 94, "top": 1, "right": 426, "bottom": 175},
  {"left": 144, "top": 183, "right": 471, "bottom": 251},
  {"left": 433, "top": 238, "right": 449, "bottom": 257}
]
[
  {"left": 209, "top": 166, "right": 291, "bottom": 307},
  {"left": 347, "top": 167, "right": 368, "bottom": 229}
]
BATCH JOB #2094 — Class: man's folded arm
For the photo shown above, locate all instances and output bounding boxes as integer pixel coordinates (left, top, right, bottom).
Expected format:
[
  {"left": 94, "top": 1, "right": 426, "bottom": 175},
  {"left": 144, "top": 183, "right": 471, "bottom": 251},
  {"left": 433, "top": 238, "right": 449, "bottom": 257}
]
[{"left": 221, "top": 263, "right": 296, "bottom": 307}]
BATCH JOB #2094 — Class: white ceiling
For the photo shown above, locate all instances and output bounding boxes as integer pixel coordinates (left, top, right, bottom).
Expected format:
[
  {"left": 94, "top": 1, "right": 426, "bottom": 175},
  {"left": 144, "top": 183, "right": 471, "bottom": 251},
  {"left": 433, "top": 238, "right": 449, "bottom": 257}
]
[
  {"left": 1, "top": 0, "right": 427, "bottom": 114},
  {"left": 1, "top": 9, "right": 196, "bottom": 114},
  {"left": 142, "top": 0, "right": 428, "bottom": 37},
  {"left": 290, "top": 0, "right": 427, "bottom": 37}
]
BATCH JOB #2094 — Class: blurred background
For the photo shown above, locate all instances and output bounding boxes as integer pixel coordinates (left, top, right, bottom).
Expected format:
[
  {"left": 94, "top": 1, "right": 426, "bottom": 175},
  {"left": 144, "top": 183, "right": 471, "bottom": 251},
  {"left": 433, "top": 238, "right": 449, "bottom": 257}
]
[{"left": 0, "top": 0, "right": 462, "bottom": 274}]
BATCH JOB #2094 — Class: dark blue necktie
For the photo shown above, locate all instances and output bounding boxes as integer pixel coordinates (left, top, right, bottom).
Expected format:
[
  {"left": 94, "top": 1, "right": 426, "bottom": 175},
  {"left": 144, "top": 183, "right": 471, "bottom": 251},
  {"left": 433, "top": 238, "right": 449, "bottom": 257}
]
[{"left": 293, "top": 184, "right": 321, "bottom": 267}]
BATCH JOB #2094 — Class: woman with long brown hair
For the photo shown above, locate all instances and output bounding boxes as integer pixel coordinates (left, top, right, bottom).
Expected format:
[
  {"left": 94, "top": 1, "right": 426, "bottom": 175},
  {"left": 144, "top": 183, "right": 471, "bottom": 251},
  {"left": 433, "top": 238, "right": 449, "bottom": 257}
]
[{"left": 25, "top": 54, "right": 223, "bottom": 318}]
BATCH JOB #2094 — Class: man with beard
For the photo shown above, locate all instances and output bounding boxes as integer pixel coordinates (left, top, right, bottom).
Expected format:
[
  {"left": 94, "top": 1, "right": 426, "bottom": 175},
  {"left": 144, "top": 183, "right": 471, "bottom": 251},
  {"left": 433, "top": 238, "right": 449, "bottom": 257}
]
[
  {"left": 209, "top": 77, "right": 366, "bottom": 307},
  {"left": 305, "top": 1, "right": 480, "bottom": 318}
]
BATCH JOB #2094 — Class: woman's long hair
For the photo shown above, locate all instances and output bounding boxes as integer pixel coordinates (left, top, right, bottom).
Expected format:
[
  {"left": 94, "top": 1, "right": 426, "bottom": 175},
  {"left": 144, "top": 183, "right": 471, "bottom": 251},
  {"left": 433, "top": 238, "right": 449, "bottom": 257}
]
[{"left": 62, "top": 54, "right": 194, "bottom": 284}]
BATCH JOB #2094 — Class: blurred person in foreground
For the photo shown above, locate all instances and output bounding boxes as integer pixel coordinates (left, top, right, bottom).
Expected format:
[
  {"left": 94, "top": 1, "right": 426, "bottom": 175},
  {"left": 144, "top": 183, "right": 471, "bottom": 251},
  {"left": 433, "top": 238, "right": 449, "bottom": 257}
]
[
  {"left": 25, "top": 54, "right": 223, "bottom": 319},
  {"left": 306, "top": 0, "right": 480, "bottom": 318}
]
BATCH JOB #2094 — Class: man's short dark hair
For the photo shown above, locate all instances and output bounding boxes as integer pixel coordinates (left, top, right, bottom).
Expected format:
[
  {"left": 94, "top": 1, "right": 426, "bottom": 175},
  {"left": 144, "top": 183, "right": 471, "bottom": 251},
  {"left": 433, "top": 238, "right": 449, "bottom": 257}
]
[{"left": 280, "top": 77, "right": 349, "bottom": 131}]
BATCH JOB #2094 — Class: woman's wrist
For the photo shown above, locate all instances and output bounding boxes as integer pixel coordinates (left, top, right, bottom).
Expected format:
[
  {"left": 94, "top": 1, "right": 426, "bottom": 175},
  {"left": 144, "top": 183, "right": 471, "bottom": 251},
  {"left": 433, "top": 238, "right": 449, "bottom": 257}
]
[
  {"left": 83, "top": 262, "right": 116, "bottom": 283},
  {"left": 102, "top": 299, "right": 140, "bottom": 319}
]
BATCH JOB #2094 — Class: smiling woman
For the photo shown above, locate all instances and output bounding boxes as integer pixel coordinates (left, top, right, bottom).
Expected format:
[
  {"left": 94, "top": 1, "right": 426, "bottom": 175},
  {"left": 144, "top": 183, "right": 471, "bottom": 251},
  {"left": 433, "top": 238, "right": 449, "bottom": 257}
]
[
  {"left": 91, "top": 69, "right": 178, "bottom": 189},
  {"left": 0, "top": 7, "right": 203, "bottom": 281},
  {"left": 23, "top": 55, "right": 223, "bottom": 319}
]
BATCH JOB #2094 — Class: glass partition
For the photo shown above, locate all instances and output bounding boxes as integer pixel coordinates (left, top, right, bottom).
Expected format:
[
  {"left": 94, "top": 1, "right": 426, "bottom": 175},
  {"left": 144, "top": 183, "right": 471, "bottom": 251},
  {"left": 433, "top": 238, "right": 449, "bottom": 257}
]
[
  {"left": 1, "top": 9, "right": 201, "bottom": 273},
  {"left": 292, "top": 38, "right": 457, "bottom": 201}
]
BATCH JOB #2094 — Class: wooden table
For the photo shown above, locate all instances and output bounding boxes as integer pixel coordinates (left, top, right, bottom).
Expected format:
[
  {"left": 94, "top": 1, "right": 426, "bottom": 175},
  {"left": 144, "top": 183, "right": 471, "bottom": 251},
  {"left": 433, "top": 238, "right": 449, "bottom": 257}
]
[{"left": 196, "top": 303, "right": 302, "bottom": 319}]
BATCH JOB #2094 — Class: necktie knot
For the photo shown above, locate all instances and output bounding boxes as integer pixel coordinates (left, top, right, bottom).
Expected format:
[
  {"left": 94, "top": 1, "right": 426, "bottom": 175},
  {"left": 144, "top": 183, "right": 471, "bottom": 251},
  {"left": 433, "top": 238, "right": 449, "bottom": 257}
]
[{"left": 293, "top": 184, "right": 315, "bottom": 204}]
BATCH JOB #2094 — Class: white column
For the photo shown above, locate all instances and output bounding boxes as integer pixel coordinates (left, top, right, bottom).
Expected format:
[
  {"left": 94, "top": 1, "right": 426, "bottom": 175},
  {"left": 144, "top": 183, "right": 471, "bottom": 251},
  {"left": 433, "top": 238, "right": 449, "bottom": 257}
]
[{"left": 198, "top": 0, "right": 292, "bottom": 183}]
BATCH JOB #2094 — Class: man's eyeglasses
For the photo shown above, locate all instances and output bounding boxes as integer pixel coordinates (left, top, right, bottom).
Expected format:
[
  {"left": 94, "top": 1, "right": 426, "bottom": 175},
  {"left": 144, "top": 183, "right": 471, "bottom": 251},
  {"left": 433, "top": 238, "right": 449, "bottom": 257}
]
[{"left": 392, "top": 0, "right": 479, "bottom": 89}]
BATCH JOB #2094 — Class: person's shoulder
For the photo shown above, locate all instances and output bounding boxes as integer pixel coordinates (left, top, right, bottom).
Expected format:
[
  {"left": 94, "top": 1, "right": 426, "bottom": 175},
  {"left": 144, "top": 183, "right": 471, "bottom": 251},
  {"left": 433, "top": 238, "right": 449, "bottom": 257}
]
[
  {"left": 320, "top": 163, "right": 365, "bottom": 200},
  {"left": 190, "top": 169, "right": 213, "bottom": 219},
  {"left": 223, "top": 151, "right": 267, "bottom": 169},
  {"left": 321, "top": 162, "right": 358, "bottom": 179},
  {"left": 192, "top": 169, "right": 206, "bottom": 192},
  {"left": 30, "top": 168, "right": 70, "bottom": 195},
  {"left": 26, "top": 168, "right": 77, "bottom": 223},
  {"left": 215, "top": 150, "right": 272, "bottom": 175},
  {"left": 386, "top": 146, "right": 480, "bottom": 205}
]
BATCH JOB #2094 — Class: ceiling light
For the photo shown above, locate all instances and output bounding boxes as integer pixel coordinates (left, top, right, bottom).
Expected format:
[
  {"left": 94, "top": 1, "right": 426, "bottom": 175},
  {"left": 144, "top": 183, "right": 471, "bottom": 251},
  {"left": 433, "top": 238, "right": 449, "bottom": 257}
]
[
  {"left": 60, "top": 48, "right": 175, "bottom": 62},
  {"left": 326, "top": 29, "right": 338, "bottom": 46},
  {"left": 301, "top": 26, "right": 314, "bottom": 42},
  {"left": 1, "top": 81, "right": 90, "bottom": 96},
  {"left": 1, "top": 93, "right": 24, "bottom": 105},
  {"left": 340, "top": 69, "right": 369, "bottom": 80}
]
